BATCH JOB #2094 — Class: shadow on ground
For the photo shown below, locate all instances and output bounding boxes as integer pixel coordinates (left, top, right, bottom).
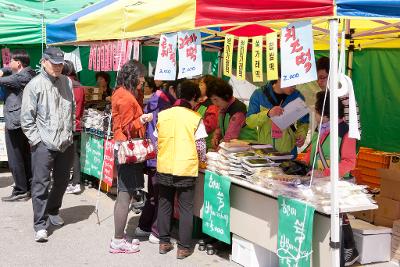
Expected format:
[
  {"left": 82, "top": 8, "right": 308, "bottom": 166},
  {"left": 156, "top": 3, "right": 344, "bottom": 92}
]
[
  {"left": 48, "top": 205, "right": 95, "bottom": 235},
  {"left": 0, "top": 176, "right": 13, "bottom": 188}
]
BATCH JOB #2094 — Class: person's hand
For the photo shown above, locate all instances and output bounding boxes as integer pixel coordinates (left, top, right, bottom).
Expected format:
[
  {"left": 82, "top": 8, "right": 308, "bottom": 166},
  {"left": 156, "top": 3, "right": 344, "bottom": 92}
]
[
  {"left": 307, "top": 170, "right": 325, "bottom": 178},
  {"left": 296, "top": 136, "right": 306, "bottom": 147},
  {"left": 140, "top": 113, "right": 153, "bottom": 124},
  {"left": 268, "top": 106, "right": 284, "bottom": 117},
  {"left": 211, "top": 136, "right": 220, "bottom": 149},
  {"left": 0, "top": 70, "right": 3, "bottom": 77}
]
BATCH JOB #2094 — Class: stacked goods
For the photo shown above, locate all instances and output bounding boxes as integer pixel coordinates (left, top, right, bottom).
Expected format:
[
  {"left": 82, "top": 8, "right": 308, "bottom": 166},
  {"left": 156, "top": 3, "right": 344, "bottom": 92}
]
[
  {"left": 84, "top": 87, "right": 103, "bottom": 101},
  {"left": 354, "top": 147, "right": 391, "bottom": 188},
  {"left": 392, "top": 220, "right": 400, "bottom": 261},
  {"left": 374, "top": 163, "right": 400, "bottom": 228}
]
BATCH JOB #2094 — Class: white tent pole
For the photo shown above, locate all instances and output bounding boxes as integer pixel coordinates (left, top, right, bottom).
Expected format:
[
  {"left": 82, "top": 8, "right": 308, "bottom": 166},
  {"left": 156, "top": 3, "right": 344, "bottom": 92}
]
[{"left": 329, "top": 18, "right": 340, "bottom": 267}]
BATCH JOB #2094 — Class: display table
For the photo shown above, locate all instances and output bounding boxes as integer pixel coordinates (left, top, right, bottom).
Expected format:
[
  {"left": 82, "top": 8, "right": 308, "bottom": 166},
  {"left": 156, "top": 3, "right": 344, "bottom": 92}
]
[{"left": 193, "top": 172, "right": 377, "bottom": 267}]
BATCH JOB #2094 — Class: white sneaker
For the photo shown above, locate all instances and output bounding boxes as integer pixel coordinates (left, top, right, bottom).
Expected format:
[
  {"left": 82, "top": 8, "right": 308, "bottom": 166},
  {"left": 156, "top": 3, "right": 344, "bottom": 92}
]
[
  {"left": 149, "top": 233, "right": 160, "bottom": 244},
  {"left": 35, "top": 229, "right": 48, "bottom": 242},
  {"left": 109, "top": 238, "right": 140, "bottom": 254},
  {"left": 49, "top": 214, "right": 64, "bottom": 226},
  {"left": 65, "top": 184, "right": 81, "bottom": 194}
]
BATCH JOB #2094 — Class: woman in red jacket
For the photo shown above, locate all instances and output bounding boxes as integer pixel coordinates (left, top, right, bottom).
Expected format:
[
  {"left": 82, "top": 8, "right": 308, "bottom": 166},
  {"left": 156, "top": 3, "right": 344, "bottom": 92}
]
[
  {"left": 62, "top": 60, "right": 85, "bottom": 194},
  {"left": 110, "top": 60, "right": 153, "bottom": 254}
]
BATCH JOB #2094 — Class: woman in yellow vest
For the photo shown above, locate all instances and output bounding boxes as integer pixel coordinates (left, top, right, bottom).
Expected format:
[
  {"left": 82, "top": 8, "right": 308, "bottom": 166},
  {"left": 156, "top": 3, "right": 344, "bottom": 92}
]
[
  {"left": 156, "top": 80, "right": 207, "bottom": 259},
  {"left": 206, "top": 78, "right": 257, "bottom": 149}
]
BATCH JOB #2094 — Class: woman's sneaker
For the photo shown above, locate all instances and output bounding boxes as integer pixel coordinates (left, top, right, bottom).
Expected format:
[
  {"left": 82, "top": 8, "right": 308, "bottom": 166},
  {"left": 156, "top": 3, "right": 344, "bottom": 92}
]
[
  {"left": 344, "top": 248, "right": 359, "bottom": 266},
  {"left": 109, "top": 238, "right": 140, "bottom": 254},
  {"left": 65, "top": 184, "right": 81, "bottom": 194}
]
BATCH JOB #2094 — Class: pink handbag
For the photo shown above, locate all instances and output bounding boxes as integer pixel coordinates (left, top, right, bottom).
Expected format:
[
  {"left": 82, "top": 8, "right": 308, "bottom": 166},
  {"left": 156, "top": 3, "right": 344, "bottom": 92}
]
[{"left": 117, "top": 124, "right": 156, "bottom": 164}]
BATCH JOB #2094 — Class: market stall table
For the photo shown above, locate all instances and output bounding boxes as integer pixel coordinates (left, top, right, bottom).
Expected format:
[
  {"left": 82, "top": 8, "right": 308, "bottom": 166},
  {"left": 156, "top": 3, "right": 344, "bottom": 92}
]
[{"left": 193, "top": 171, "right": 377, "bottom": 267}]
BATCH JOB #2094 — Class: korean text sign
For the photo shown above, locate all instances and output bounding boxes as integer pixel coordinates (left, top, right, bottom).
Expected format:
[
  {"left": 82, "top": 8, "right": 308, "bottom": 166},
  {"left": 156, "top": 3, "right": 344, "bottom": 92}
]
[
  {"left": 280, "top": 21, "right": 317, "bottom": 87},
  {"left": 277, "top": 195, "right": 315, "bottom": 267},
  {"left": 80, "top": 132, "right": 104, "bottom": 179},
  {"left": 178, "top": 30, "right": 202, "bottom": 78},
  {"left": 155, "top": 33, "right": 177, "bottom": 81},
  {"left": 203, "top": 171, "right": 231, "bottom": 244}
]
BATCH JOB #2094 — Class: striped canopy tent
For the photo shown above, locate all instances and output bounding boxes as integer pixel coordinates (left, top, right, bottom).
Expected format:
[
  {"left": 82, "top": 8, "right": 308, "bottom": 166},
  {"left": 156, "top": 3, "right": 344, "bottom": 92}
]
[{"left": 46, "top": 0, "right": 400, "bottom": 50}]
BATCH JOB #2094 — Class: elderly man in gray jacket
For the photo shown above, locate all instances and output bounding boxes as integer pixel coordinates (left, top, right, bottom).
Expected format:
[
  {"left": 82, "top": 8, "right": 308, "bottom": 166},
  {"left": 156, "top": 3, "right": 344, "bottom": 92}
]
[
  {"left": 21, "top": 47, "right": 75, "bottom": 242},
  {"left": 0, "top": 50, "right": 36, "bottom": 202}
]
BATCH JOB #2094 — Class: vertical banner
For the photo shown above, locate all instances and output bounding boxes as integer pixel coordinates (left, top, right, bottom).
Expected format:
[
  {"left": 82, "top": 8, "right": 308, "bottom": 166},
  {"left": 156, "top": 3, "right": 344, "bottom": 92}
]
[
  {"left": 177, "top": 30, "right": 203, "bottom": 79},
  {"left": 120, "top": 40, "right": 128, "bottom": 68},
  {"left": 103, "top": 42, "right": 110, "bottom": 71},
  {"left": 154, "top": 33, "right": 177, "bottom": 81},
  {"left": 1, "top": 48, "right": 11, "bottom": 68},
  {"left": 133, "top": 40, "right": 140, "bottom": 61},
  {"left": 202, "top": 171, "right": 231, "bottom": 244},
  {"left": 125, "top": 40, "right": 133, "bottom": 63},
  {"left": 223, "top": 34, "right": 234, "bottom": 77},
  {"left": 277, "top": 196, "right": 315, "bottom": 267},
  {"left": 96, "top": 45, "right": 102, "bottom": 72},
  {"left": 80, "top": 133, "right": 104, "bottom": 179},
  {"left": 100, "top": 43, "right": 105, "bottom": 71},
  {"left": 266, "top": 32, "right": 278, "bottom": 81},
  {"left": 88, "top": 45, "right": 95, "bottom": 70},
  {"left": 252, "top": 36, "right": 264, "bottom": 82},
  {"left": 280, "top": 21, "right": 317, "bottom": 87},
  {"left": 102, "top": 139, "right": 115, "bottom": 186},
  {"left": 236, "top": 37, "right": 248, "bottom": 80},
  {"left": 113, "top": 40, "right": 122, "bottom": 71}
]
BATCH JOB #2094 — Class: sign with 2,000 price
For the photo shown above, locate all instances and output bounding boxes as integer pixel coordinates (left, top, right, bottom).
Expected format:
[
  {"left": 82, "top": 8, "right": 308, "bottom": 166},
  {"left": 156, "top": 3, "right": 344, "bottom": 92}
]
[
  {"left": 277, "top": 195, "right": 315, "bottom": 267},
  {"left": 202, "top": 171, "right": 231, "bottom": 244}
]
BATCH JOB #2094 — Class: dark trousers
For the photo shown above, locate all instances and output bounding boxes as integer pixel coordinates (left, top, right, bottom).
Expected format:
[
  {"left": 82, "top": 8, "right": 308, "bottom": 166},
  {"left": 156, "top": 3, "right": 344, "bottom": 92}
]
[
  {"left": 71, "top": 134, "right": 81, "bottom": 185},
  {"left": 5, "top": 128, "right": 32, "bottom": 194},
  {"left": 138, "top": 168, "right": 159, "bottom": 235},
  {"left": 31, "top": 142, "right": 73, "bottom": 231},
  {"left": 158, "top": 184, "right": 194, "bottom": 249}
]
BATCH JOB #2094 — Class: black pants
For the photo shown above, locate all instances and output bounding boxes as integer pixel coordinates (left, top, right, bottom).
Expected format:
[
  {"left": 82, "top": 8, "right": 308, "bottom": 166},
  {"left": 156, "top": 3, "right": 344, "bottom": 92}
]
[
  {"left": 158, "top": 184, "right": 194, "bottom": 249},
  {"left": 138, "top": 168, "right": 159, "bottom": 235},
  {"left": 31, "top": 142, "right": 73, "bottom": 231},
  {"left": 5, "top": 128, "right": 32, "bottom": 194},
  {"left": 71, "top": 134, "right": 81, "bottom": 185}
]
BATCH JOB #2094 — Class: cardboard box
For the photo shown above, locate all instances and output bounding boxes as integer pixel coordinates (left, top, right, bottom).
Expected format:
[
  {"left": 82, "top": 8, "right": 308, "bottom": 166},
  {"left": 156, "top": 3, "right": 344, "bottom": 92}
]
[
  {"left": 351, "top": 218, "right": 392, "bottom": 264},
  {"left": 379, "top": 169, "right": 400, "bottom": 201},
  {"left": 352, "top": 210, "right": 375, "bottom": 224},
  {"left": 376, "top": 196, "right": 400, "bottom": 220},
  {"left": 231, "top": 234, "right": 278, "bottom": 267},
  {"left": 85, "top": 94, "right": 103, "bottom": 101},
  {"left": 392, "top": 235, "right": 400, "bottom": 255},
  {"left": 375, "top": 215, "right": 395, "bottom": 228},
  {"left": 390, "top": 155, "right": 400, "bottom": 171}
]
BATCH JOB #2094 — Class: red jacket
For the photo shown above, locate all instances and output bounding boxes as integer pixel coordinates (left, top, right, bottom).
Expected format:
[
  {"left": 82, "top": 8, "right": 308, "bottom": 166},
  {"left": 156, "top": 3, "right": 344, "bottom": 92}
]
[
  {"left": 112, "top": 86, "right": 145, "bottom": 141},
  {"left": 71, "top": 79, "right": 85, "bottom": 132}
]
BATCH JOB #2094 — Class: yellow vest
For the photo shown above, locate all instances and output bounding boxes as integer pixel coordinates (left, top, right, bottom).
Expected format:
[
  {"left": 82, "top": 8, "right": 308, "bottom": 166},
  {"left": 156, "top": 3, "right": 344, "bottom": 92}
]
[{"left": 157, "top": 106, "right": 202, "bottom": 177}]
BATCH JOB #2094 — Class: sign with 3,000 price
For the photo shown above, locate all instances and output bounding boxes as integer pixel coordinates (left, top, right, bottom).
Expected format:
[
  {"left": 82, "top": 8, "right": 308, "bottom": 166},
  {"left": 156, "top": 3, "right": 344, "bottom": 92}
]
[
  {"left": 202, "top": 171, "right": 231, "bottom": 244},
  {"left": 277, "top": 195, "right": 315, "bottom": 267}
]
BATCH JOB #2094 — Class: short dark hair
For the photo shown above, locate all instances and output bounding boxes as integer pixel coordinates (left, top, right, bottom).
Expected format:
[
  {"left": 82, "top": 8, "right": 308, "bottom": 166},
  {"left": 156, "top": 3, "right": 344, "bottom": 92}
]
[
  {"left": 116, "top": 60, "right": 146, "bottom": 92},
  {"left": 201, "top": 74, "right": 216, "bottom": 89},
  {"left": 95, "top": 71, "right": 111, "bottom": 88},
  {"left": 316, "top": 56, "right": 330, "bottom": 73},
  {"left": 145, "top": 77, "right": 157, "bottom": 93},
  {"left": 11, "top": 49, "right": 30, "bottom": 67},
  {"left": 178, "top": 80, "right": 201, "bottom": 102},
  {"left": 206, "top": 77, "right": 233, "bottom": 101},
  {"left": 62, "top": 60, "right": 77, "bottom": 78},
  {"left": 315, "top": 91, "right": 344, "bottom": 119}
]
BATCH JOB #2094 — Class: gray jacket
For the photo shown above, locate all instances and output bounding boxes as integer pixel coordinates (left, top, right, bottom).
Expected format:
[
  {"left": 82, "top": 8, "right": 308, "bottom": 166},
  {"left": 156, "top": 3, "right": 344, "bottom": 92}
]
[
  {"left": 21, "top": 70, "right": 75, "bottom": 152},
  {"left": 0, "top": 67, "right": 36, "bottom": 130}
]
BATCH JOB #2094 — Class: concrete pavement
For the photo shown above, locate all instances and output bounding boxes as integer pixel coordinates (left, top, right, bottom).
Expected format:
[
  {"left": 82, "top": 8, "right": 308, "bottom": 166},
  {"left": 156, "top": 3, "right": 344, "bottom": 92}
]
[{"left": 0, "top": 172, "right": 236, "bottom": 267}]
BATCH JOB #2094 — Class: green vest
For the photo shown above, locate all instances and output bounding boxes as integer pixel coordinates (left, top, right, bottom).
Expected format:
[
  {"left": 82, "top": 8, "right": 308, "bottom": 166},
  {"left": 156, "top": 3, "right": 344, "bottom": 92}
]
[
  {"left": 309, "top": 122, "right": 350, "bottom": 178},
  {"left": 219, "top": 99, "right": 257, "bottom": 142}
]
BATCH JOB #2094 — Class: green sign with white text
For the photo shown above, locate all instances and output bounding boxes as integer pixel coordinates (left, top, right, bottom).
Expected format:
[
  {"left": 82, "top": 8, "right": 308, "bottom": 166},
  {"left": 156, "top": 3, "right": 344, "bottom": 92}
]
[
  {"left": 277, "top": 195, "right": 315, "bottom": 267},
  {"left": 203, "top": 171, "right": 231, "bottom": 244}
]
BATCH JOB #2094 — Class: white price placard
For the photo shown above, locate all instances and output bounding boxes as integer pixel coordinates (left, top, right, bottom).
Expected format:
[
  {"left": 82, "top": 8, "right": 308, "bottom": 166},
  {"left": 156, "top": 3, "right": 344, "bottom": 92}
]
[
  {"left": 155, "top": 33, "right": 178, "bottom": 81},
  {"left": 177, "top": 30, "right": 202, "bottom": 79}
]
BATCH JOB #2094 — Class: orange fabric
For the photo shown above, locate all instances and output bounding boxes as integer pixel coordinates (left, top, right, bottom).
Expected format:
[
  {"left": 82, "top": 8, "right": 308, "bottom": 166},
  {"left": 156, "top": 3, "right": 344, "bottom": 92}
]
[{"left": 112, "top": 86, "right": 145, "bottom": 141}]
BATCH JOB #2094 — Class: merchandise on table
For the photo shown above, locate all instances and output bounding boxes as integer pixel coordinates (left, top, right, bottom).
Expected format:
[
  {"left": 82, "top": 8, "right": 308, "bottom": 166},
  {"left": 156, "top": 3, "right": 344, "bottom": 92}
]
[{"left": 81, "top": 108, "right": 112, "bottom": 135}]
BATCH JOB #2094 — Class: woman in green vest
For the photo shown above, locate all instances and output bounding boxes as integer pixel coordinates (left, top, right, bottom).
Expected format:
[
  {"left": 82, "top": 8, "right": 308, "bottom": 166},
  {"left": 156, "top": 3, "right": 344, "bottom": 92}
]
[
  {"left": 303, "top": 91, "right": 359, "bottom": 266},
  {"left": 195, "top": 75, "right": 219, "bottom": 150},
  {"left": 206, "top": 77, "right": 257, "bottom": 149},
  {"left": 303, "top": 91, "right": 356, "bottom": 178}
]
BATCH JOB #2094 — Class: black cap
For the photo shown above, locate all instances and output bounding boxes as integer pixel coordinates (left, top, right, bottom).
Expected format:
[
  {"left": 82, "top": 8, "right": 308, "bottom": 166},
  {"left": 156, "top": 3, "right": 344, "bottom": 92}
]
[{"left": 42, "top": 47, "right": 64, "bottom": 65}]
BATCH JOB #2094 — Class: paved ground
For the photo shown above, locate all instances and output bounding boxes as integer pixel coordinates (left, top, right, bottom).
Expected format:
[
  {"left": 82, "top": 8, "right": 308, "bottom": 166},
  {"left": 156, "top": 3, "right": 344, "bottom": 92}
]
[{"left": 0, "top": 172, "right": 236, "bottom": 267}]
